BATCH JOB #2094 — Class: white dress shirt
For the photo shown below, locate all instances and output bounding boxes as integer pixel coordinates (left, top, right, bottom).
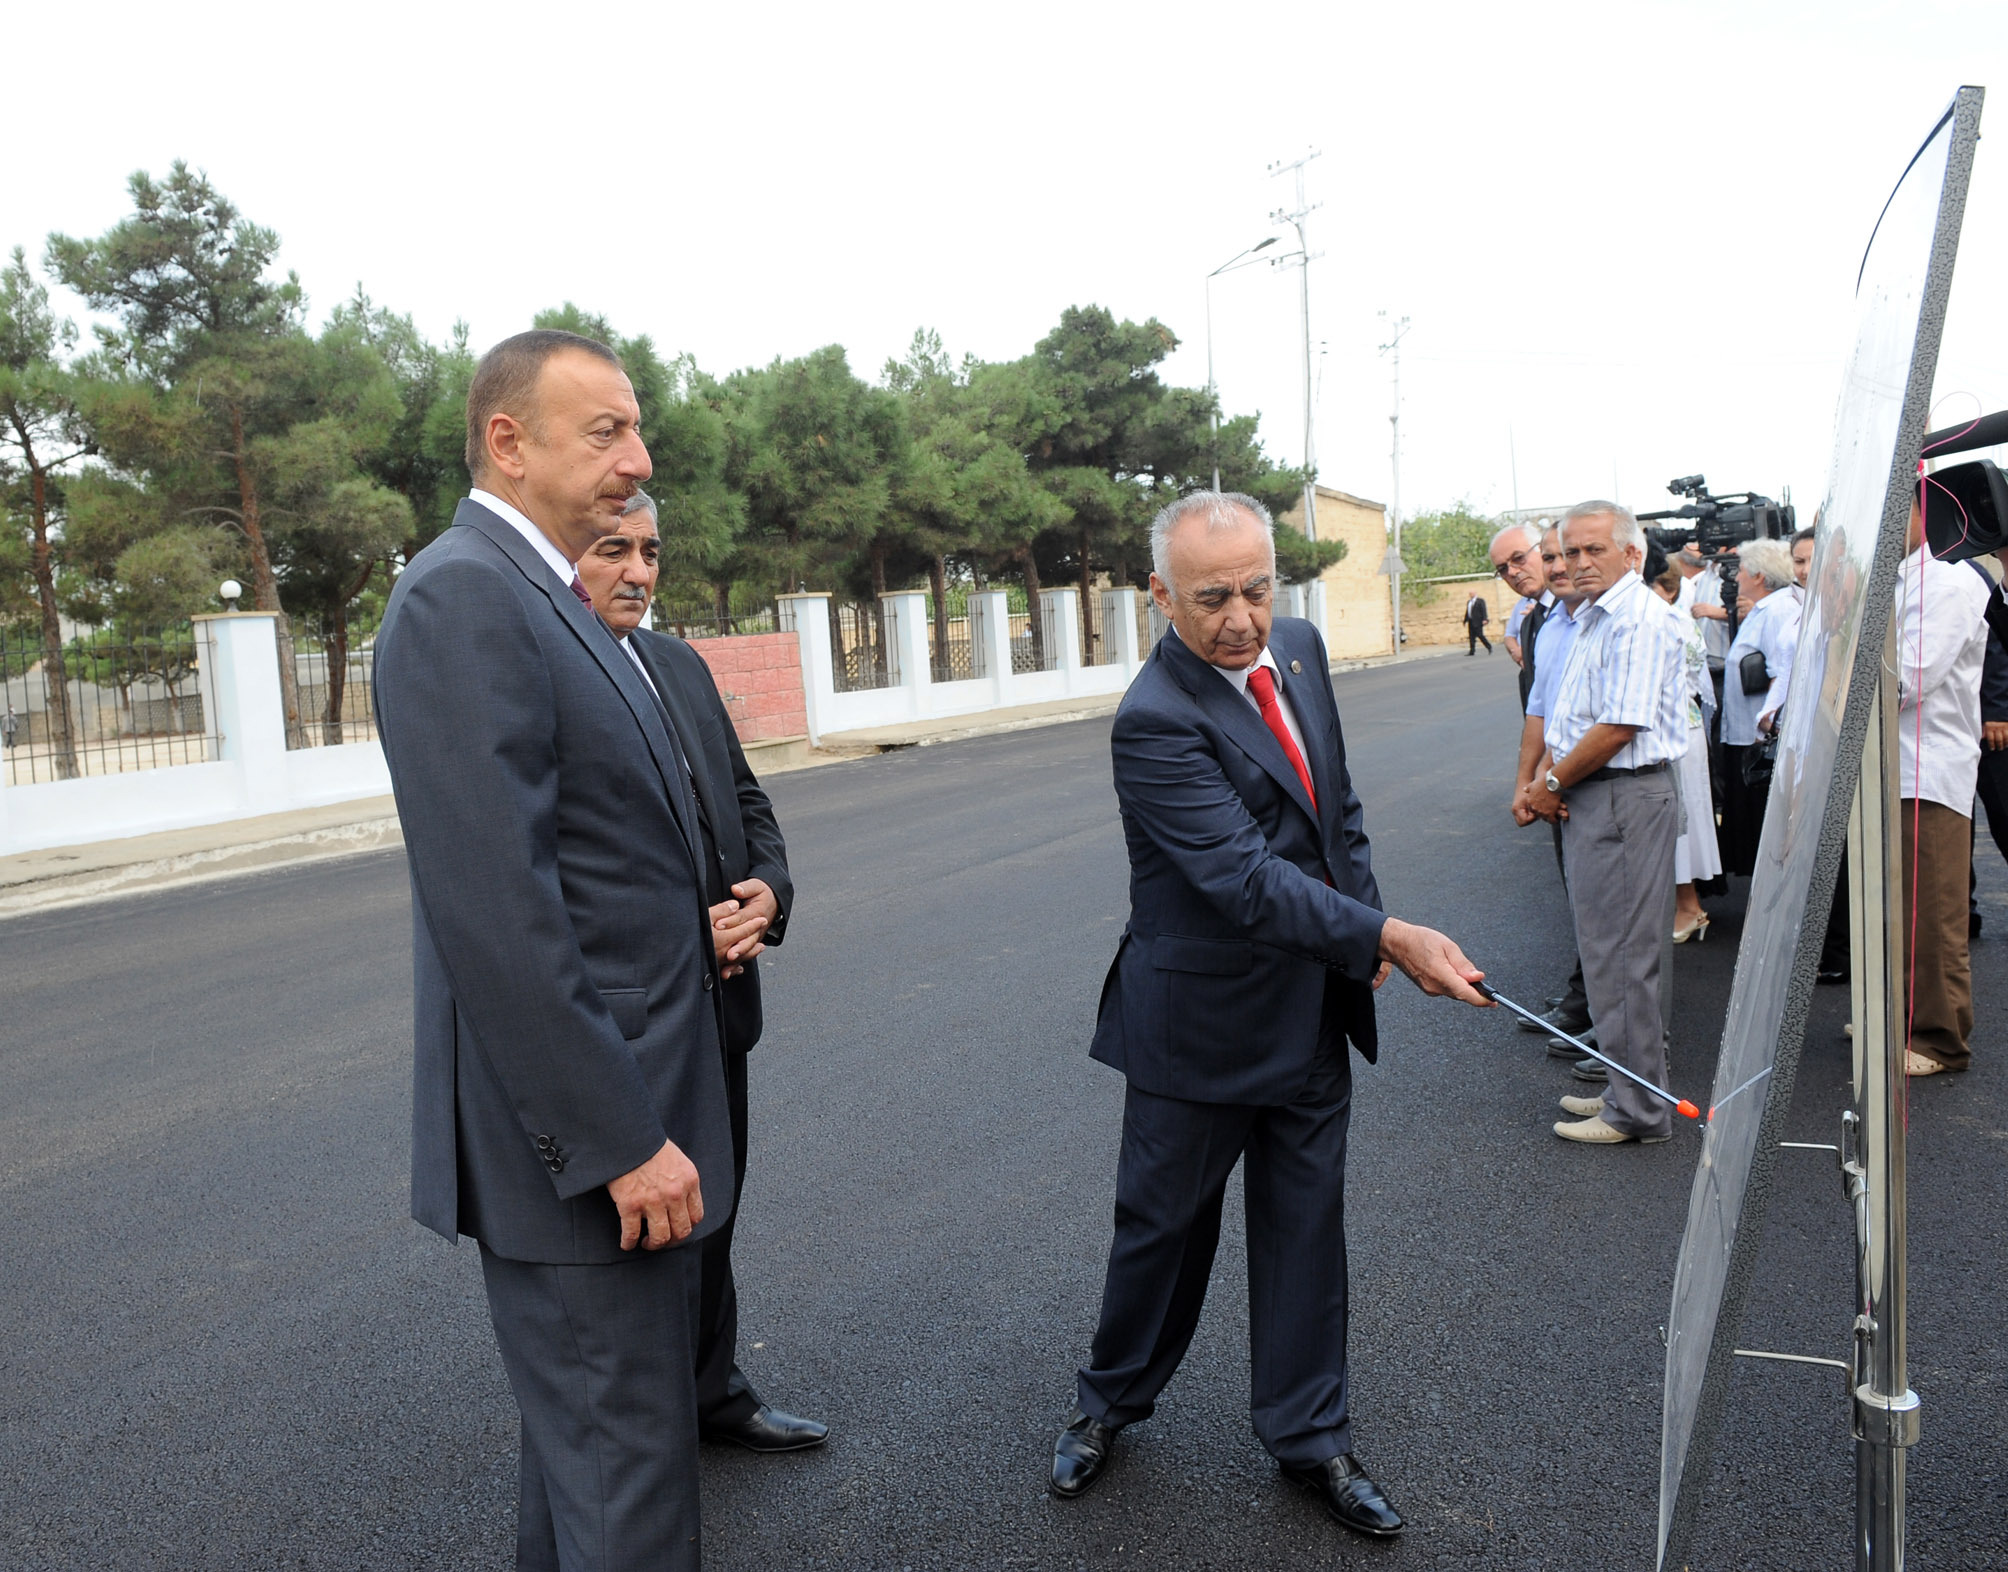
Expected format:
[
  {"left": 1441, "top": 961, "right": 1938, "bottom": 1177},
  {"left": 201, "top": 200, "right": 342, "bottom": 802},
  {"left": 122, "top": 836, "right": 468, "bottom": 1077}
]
[
  {"left": 1895, "top": 547, "right": 1992, "bottom": 811},
  {"left": 470, "top": 487, "right": 666, "bottom": 705},
  {"left": 1690, "top": 565, "right": 1731, "bottom": 663},
  {"left": 470, "top": 487, "right": 575, "bottom": 588},
  {"left": 1178, "top": 630, "right": 1307, "bottom": 761},
  {"left": 1721, "top": 584, "right": 1801, "bottom": 746},
  {"left": 1544, "top": 569, "right": 1689, "bottom": 770}
]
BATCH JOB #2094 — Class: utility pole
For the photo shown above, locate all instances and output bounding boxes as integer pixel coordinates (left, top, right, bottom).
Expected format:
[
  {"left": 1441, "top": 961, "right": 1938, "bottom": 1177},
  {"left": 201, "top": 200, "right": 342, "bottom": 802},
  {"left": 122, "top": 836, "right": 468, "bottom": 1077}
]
[
  {"left": 1268, "top": 149, "right": 1322, "bottom": 540},
  {"left": 1379, "top": 312, "right": 1411, "bottom": 654},
  {"left": 1205, "top": 238, "right": 1278, "bottom": 493}
]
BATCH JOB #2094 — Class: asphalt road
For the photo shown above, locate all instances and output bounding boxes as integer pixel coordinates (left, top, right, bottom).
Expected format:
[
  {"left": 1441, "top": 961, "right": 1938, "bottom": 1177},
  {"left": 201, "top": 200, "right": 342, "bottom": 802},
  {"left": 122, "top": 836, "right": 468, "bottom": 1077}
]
[{"left": 2, "top": 652, "right": 2003, "bottom": 1571}]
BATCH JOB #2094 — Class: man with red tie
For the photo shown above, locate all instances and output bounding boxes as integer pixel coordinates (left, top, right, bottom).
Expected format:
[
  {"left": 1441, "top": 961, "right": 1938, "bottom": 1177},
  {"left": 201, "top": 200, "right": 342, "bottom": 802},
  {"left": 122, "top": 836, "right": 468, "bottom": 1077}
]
[{"left": 1048, "top": 491, "right": 1490, "bottom": 1541}]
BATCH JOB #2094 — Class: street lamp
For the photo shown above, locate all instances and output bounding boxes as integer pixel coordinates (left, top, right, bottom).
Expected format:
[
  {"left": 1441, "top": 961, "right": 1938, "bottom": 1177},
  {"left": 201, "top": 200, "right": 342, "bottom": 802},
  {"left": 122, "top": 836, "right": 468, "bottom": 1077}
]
[
  {"left": 1205, "top": 237, "right": 1278, "bottom": 492},
  {"left": 218, "top": 579, "right": 243, "bottom": 612}
]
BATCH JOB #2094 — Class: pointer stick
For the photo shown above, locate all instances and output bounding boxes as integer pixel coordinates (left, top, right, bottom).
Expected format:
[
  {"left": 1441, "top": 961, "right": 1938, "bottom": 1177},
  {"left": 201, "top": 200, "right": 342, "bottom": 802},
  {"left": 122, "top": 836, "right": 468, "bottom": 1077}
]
[{"left": 1475, "top": 981, "right": 1702, "bottom": 1121}]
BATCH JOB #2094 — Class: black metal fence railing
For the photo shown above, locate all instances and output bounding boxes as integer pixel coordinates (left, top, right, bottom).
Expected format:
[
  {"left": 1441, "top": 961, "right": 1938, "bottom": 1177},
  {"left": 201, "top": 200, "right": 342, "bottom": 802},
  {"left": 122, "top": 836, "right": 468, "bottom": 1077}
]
[
  {"left": 1009, "top": 610, "right": 1048, "bottom": 674},
  {"left": 0, "top": 623, "right": 216, "bottom": 785},
  {"left": 654, "top": 603, "right": 782, "bottom": 641},
  {"left": 284, "top": 634, "right": 378, "bottom": 751},
  {"left": 932, "top": 616, "right": 975, "bottom": 683},
  {"left": 830, "top": 602, "right": 891, "bottom": 693}
]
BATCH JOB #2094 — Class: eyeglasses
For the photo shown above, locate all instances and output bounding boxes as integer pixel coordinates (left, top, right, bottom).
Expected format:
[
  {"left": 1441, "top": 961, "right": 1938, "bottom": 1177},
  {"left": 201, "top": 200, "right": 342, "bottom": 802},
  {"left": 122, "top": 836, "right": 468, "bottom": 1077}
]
[{"left": 1494, "top": 548, "right": 1535, "bottom": 578}]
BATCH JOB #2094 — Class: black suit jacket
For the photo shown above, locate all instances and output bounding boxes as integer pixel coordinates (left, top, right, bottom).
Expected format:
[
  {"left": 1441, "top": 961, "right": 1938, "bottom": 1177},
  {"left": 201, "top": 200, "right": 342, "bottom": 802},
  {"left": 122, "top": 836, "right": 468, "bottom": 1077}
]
[
  {"left": 628, "top": 627, "right": 793, "bottom": 1053},
  {"left": 372, "top": 499, "right": 732, "bottom": 1265},
  {"left": 1090, "top": 618, "right": 1386, "bottom": 1106}
]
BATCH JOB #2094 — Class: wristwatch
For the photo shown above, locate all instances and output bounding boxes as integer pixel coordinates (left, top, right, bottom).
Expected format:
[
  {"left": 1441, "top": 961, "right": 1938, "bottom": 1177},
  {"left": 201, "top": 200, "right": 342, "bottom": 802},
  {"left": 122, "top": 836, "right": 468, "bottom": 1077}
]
[{"left": 1544, "top": 769, "right": 1563, "bottom": 796}]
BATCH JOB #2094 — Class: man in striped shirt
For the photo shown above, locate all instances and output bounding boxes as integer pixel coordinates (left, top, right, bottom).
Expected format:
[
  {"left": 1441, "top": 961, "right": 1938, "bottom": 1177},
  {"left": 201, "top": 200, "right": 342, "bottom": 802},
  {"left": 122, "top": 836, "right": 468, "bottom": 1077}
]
[{"left": 1520, "top": 501, "right": 1688, "bottom": 1144}]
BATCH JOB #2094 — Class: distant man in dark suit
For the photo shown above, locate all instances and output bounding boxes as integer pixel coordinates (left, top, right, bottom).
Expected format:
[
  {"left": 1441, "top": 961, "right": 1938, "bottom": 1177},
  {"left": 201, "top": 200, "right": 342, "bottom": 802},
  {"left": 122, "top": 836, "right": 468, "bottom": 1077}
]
[
  {"left": 1049, "top": 491, "right": 1490, "bottom": 1541},
  {"left": 1464, "top": 589, "right": 1492, "bottom": 654},
  {"left": 576, "top": 497, "right": 827, "bottom": 1453},
  {"left": 373, "top": 330, "right": 731, "bottom": 1572}
]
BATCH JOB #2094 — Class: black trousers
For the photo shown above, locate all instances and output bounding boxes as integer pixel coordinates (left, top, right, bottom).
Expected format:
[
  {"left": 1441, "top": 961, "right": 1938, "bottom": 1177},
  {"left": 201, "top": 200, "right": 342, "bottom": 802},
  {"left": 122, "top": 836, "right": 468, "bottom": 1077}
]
[
  {"left": 695, "top": 1046, "right": 761, "bottom": 1426},
  {"left": 481, "top": 1244, "right": 703, "bottom": 1572},
  {"left": 1467, "top": 625, "right": 1492, "bottom": 654},
  {"left": 1077, "top": 1038, "right": 1354, "bottom": 1466}
]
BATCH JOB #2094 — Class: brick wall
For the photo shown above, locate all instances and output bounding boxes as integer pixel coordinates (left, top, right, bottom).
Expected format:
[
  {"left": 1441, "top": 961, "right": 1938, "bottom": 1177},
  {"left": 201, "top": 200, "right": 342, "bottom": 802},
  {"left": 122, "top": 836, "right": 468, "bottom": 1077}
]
[{"left": 687, "top": 631, "right": 808, "bottom": 743}]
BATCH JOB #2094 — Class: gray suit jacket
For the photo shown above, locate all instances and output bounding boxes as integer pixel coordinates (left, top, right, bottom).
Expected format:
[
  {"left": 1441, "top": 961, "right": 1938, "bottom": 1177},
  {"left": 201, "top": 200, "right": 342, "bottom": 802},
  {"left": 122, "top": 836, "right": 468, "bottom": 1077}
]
[{"left": 373, "top": 499, "right": 732, "bottom": 1264}]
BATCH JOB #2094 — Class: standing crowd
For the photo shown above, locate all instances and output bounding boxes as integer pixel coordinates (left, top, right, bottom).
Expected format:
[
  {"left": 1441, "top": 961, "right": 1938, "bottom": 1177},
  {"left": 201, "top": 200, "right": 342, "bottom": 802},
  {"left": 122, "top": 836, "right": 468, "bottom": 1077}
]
[{"left": 1487, "top": 483, "right": 2003, "bottom": 1139}]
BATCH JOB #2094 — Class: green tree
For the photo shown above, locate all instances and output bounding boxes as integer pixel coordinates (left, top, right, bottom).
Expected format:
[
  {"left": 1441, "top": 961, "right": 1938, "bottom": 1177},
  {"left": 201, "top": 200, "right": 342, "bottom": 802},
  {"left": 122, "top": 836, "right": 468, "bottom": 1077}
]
[
  {"left": 884, "top": 330, "right": 1065, "bottom": 674},
  {"left": 48, "top": 163, "right": 305, "bottom": 618},
  {"left": 0, "top": 247, "right": 92, "bottom": 776},
  {"left": 723, "top": 345, "right": 908, "bottom": 668},
  {"left": 330, "top": 290, "right": 471, "bottom": 556},
  {"left": 1397, "top": 502, "right": 1496, "bottom": 595}
]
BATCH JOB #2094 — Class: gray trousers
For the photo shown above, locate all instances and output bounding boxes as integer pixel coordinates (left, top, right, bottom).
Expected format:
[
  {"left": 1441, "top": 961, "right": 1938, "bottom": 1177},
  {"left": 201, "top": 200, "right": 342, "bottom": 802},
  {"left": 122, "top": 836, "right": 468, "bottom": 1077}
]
[
  {"left": 1561, "top": 771, "right": 1679, "bottom": 1138},
  {"left": 480, "top": 1243, "right": 704, "bottom": 1572}
]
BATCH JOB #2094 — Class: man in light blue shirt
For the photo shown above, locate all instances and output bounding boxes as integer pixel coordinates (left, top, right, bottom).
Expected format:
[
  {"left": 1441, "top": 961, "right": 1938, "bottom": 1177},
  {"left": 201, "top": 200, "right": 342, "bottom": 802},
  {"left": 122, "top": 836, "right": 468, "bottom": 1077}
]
[{"left": 1520, "top": 502, "right": 1687, "bottom": 1145}]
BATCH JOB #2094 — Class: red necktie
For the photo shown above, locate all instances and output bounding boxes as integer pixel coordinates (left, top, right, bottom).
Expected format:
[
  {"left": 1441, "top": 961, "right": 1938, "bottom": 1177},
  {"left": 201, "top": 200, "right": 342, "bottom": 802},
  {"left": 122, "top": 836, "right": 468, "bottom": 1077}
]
[
  {"left": 1247, "top": 665, "right": 1316, "bottom": 810},
  {"left": 568, "top": 574, "right": 595, "bottom": 610}
]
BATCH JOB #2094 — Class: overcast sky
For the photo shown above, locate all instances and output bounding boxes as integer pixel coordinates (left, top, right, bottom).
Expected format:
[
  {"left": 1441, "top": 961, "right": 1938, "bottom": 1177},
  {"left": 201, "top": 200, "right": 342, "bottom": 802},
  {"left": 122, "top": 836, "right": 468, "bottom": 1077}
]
[{"left": 9, "top": 1, "right": 2004, "bottom": 524}]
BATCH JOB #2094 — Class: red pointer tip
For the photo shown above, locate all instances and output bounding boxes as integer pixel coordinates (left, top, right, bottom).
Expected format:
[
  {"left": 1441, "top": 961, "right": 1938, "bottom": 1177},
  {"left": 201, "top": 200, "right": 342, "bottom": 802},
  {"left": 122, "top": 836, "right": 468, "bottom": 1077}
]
[{"left": 1677, "top": 1100, "right": 1702, "bottom": 1120}]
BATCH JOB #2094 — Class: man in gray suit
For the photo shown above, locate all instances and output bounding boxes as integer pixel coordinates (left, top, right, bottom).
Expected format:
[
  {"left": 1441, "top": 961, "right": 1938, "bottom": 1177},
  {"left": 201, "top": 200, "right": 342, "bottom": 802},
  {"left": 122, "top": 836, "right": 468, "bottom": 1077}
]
[{"left": 373, "top": 329, "right": 732, "bottom": 1571}]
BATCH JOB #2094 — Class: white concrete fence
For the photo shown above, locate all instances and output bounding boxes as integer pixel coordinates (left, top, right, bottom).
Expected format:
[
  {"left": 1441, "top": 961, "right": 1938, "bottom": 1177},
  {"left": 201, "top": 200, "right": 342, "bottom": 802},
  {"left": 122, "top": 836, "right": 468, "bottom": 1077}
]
[
  {"left": 780, "top": 582, "right": 1330, "bottom": 744},
  {"left": 0, "top": 612, "right": 390, "bottom": 857}
]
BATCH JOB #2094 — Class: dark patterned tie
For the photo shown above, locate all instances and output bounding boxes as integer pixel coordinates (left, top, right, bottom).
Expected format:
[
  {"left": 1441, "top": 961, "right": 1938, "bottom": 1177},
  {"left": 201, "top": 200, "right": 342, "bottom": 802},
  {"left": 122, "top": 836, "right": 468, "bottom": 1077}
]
[{"left": 568, "top": 574, "right": 594, "bottom": 610}]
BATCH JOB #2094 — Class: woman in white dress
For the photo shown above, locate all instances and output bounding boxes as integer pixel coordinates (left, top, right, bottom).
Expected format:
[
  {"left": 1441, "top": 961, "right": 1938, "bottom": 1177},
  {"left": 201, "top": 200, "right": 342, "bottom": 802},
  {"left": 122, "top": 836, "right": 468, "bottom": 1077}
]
[{"left": 1652, "top": 562, "right": 1722, "bottom": 940}]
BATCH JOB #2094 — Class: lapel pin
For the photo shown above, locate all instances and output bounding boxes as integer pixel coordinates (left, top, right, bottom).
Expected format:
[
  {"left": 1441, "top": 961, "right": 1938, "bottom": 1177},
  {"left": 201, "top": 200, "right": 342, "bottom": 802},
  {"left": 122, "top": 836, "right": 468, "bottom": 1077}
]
[{"left": 1289, "top": 659, "right": 1302, "bottom": 674}]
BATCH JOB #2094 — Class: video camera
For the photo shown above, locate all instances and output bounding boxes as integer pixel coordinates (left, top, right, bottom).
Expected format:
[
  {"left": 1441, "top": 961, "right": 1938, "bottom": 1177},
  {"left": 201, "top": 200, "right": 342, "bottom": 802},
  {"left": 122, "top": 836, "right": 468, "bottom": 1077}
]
[
  {"left": 1919, "top": 409, "right": 2008, "bottom": 565},
  {"left": 1640, "top": 475, "right": 1796, "bottom": 559}
]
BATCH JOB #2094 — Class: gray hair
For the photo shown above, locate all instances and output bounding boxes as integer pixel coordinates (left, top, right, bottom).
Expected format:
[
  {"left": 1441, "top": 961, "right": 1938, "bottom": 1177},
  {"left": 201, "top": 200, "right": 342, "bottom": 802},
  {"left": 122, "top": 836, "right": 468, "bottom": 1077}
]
[
  {"left": 621, "top": 491, "right": 659, "bottom": 522},
  {"left": 1738, "top": 537, "right": 1796, "bottom": 591},
  {"left": 1488, "top": 521, "right": 1540, "bottom": 556},
  {"left": 1150, "top": 491, "right": 1275, "bottom": 593},
  {"left": 1559, "top": 499, "right": 1643, "bottom": 553}
]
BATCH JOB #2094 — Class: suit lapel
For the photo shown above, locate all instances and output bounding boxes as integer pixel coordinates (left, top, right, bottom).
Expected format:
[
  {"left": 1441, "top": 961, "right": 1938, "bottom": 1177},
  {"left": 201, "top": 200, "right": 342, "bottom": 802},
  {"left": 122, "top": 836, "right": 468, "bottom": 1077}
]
[
  {"left": 1160, "top": 628, "right": 1319, "bottom": 826},
  {"left": 455, "top": 502, "right": 702, "bottom": 868},
  {"left": 634, "top": 634, "right": 724, "bottom": 841},
  {"left": 1270, "top": 625, "right": 1337, "bottom": 837}
]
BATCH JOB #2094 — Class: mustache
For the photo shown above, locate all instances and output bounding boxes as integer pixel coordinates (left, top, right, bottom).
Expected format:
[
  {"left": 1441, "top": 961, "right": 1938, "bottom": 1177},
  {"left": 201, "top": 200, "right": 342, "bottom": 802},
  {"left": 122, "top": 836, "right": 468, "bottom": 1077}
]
[
  {"left": 611, "top": 585, "right": 649, "bottom": 602},
  {"left": 600, "top": 481, "right": 639, "bottom": 504}
]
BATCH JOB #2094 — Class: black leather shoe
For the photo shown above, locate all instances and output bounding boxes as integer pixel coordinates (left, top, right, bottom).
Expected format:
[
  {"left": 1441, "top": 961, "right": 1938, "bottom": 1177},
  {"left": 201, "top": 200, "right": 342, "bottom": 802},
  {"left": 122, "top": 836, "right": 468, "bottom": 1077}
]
[
  {"left": 1281, "top": 1453, "right": 1404, "bottom": 1538},
  {"left": 1521, "top": 1006, "right": 1590, "bottom": 1037},
  {"left": 1050, "top": 1409, "right": 1119, "bottom": 1498},
  {"left": 701, "top": 1405, "right": 829, "bottom": 1452},
  {"left": 1571, "top": 1056, "right": 1609, "bottom": 1083},
  {"left": 1547, "top": 1024, "right": 1596, "bottom": 1059}
]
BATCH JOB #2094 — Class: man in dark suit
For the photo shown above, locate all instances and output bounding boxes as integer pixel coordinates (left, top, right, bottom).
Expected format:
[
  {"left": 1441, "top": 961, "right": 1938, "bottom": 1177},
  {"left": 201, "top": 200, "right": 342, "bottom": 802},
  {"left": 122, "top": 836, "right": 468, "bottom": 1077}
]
[
  {"left": 576, "top": 497, "right": 827, "bottom": 1452},
  {"left": 373, "top": 330, "right": 731, "bottom": 1572},
  {"left": 1049, "top": 491, "right": 1490, "bottom": 1541}
]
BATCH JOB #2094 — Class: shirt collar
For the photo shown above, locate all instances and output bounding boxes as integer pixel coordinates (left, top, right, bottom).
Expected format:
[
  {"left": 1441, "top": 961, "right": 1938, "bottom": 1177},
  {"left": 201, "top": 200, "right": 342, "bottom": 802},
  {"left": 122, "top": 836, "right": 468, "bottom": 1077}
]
[
  {"left": 1171, "top": 626, "right": 1280, "bottom": 695},
  {"left": 470, "top": 487, "right": 575, "bottom": 587},
  {"left": 1583, "top": 568, "right": 1645, "bottom": 618}
]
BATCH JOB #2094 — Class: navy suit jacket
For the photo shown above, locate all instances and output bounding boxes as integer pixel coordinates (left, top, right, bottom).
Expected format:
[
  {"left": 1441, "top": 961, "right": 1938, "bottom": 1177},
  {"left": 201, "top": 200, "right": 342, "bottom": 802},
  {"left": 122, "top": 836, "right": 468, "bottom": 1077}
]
[
  {"left": 372, "top": 499, "right": 732, "bottom": 1264},
  {"left": 628, "top": 626, "right": 793, "bottom": 1053},
  {"left": 1090, "top": 617, "right": 1386, "bottom": 1106}
]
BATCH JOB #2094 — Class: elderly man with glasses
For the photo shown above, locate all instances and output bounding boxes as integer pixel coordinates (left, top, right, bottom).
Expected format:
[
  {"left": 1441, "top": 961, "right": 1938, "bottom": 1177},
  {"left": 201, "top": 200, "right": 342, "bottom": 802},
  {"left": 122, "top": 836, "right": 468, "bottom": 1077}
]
[{"left": 1489, "top": 523, "right": 1547, "bottom": 706}]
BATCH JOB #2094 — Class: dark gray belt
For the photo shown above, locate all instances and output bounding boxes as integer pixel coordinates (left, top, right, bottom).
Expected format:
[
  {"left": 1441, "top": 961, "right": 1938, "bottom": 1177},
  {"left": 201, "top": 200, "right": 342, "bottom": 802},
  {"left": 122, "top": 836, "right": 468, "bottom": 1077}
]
[{"left": 1584, "top": 761, "right": 1671, "bottom": 782}]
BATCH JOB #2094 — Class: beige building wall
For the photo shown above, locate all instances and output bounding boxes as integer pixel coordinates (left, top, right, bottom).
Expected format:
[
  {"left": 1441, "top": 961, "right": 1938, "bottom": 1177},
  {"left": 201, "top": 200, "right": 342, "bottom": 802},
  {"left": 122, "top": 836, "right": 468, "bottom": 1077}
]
[
  {"left": 1402, "top": 573, "right": 1526, "bottom": 649},
  {"left": 1282, "top": 485, "right": 1392, "bottom": 660}
]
